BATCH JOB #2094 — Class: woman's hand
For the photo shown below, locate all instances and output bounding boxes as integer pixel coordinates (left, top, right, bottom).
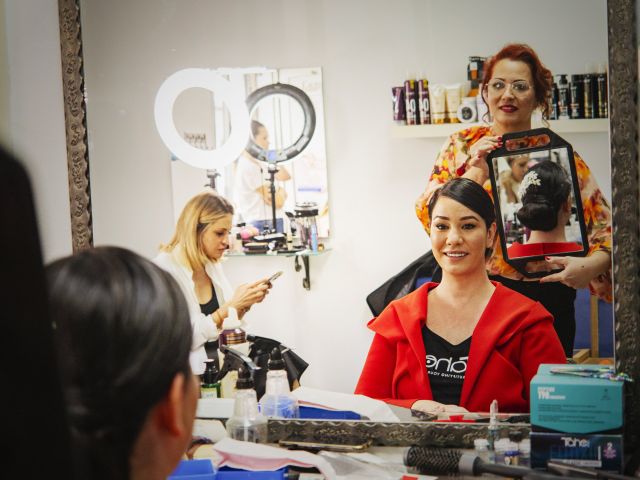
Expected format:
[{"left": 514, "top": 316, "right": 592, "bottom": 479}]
[
  {"left": 539, "top": 251, "right": 611, "bottom": 289},
  {"left": 463, "top": 135, "right": 502, "bottom": 185},
  {"left": 229, "top": 279, "right": 270, "bottom": 312},
  {"left": 411, "top": 400, "right": 469, "bottom": 414}
]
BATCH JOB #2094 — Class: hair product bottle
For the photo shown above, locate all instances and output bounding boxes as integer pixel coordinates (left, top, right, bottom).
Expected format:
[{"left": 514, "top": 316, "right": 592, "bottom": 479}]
[
  {"left": 583, "top": 73, "right": 595, "bottom": 119},
  {"left": 218, "top": 308, "right": 249, "bottom": 398},
  {"left": 259, "top": 348, "right": 300, "bottom": 419},
  {"left": 597, "top": 70, "right": 608, "bottom": 118},
  {"left": 457, "top": 97, "right": 477, "bottom": 123},
  {"left": 569, "top": 74, "right": 583, "bottom": 119},
  {"left": 549, "top": 82, "right": 559, "bottom": 120},
  {"left": 201, "top": 359, "right": 221, "bottom": 398},
  {"left": 474, "top": 438, "right": 494, "bottom": 464},
  {"left": 444, "top": 84, "right": 462, "bottom": 123},
  {"left": 429, "top": 84, "right": 447, "bottom": 124},
  {"left": 391, "top": 86, "right": 406, "bottom": 124},
  {"left": 225, "top": 366, "right": 268, "bottom": 443},
  {"left": 417, "top": 77, "right": 431, "bottom": 124},
  {"left": 404, "top": 74, "right": 418, "bottom": 125},
  {"left": 556, "top": 75, "right": 570, "bottom": 120}
]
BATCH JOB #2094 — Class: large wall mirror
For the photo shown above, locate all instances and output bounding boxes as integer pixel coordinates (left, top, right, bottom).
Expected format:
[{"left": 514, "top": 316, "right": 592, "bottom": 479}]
[
  {"left": 58, "top": 0, "right": 639, "bottom": 450},
  {"left": 168, "top": 67, "right": 330, "bottom": 236}
]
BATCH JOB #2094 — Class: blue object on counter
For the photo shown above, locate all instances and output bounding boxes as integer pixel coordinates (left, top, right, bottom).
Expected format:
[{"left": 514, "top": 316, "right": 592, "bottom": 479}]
[
  {"left": 215, "top": 466, "right": 288, "bottom": 479},
  {"left": 169, "top": 459, "right": 216, "bottom": 479},
  {"left": 530, "top": 363, "right": 623, "bottom": 434},
  {"left": 299, "top": 405, "right": 361, "bottom": 420},
  {"left": 169, "top": 460, "right": 289, "bottom": 479}
]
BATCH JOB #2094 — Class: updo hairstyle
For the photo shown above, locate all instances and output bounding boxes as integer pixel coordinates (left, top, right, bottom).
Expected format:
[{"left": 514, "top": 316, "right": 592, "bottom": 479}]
[{"left": 516, "top": 160, "right": 571, "bottom": 231}]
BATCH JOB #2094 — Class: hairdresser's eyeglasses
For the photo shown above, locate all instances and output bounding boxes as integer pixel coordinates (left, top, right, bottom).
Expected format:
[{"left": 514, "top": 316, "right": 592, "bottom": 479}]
[{"left": 485, "top": 79, "right": 532, "bottom": 97}]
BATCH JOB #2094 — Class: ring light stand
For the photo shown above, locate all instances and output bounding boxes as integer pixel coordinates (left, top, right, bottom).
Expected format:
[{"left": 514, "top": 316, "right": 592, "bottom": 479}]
[{"left": 245, "top": 83, "right": 316, "bottom": 235}]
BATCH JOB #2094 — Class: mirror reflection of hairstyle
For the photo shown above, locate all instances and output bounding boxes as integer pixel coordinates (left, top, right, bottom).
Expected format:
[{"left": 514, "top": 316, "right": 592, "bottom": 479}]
[
  {"left": 46, "top": 246, "right": 192, "bottom": 480},
  {"left": 517, "top": 160, "right": 571, "bottom": 231},
  {"left": 482, "top": 43, "right": 553, "bottom": 120},
  {"left": 161, "top": 190, "right": 234, "bottom": 270}
]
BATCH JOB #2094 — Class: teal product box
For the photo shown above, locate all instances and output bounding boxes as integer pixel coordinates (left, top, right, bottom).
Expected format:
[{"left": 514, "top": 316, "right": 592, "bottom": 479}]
[
  {"left": 530, "top": 364, "right": 623, "bottom": 434},
  {"left": 530, "top": 432, "right": 623, "bottom": 473}
]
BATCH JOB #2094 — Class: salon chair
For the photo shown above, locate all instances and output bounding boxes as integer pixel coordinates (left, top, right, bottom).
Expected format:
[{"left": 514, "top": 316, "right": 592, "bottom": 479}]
[{"left": 366, "top": 251, "right": 437, "bottom": 316}]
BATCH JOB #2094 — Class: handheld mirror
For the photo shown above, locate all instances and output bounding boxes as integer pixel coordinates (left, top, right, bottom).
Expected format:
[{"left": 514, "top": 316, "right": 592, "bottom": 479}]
[{"left": 486, "top": 128, "right": 588, "bottom": 278}]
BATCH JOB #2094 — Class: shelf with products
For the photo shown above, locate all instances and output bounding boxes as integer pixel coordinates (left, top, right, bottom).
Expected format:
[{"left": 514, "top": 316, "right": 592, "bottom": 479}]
[
  {"left": 225, "top": 247, "right": 330, "bottom": 291},
  {"left": 390, "top": 118, "right": 609, "bottom": 139}
]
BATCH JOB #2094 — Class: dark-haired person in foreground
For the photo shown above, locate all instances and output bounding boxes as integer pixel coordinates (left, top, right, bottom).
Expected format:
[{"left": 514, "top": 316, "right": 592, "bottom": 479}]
[
  {"left": 356, "top": 178, "right": 566, "bottom": 414},
  {"left": 47, "top": 246, "right": 198, "bottom": 480}
]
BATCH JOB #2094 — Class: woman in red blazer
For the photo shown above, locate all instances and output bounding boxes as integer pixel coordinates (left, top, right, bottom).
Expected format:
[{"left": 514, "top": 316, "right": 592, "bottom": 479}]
[{"left": 355, "top": 178, "right": 566, "bottom": 414}]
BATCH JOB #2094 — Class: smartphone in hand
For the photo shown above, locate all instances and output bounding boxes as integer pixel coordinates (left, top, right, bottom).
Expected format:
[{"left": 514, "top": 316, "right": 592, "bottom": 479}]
[{"left": 266, "top": 271, "right": 283, "bottom": 285}]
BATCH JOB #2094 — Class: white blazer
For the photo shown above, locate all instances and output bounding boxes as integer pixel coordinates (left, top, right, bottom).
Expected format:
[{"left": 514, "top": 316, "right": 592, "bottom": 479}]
[{"left": 154, "top": 250, "right": 235, "bottom": 375}]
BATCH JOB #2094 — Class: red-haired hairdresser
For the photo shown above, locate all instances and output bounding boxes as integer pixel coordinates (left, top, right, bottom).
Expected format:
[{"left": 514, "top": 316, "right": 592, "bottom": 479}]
[{"left": 415, "top": 43, "right": 611, "bottom": 356}]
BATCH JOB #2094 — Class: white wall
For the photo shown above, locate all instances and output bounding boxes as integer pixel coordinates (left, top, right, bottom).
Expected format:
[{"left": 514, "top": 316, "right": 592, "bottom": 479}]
[
  {"left": 3, "top": 0, "right": 611, "bottom": 393},
  {"left": 3, "top": 0, "right": 72, "bottom": 262}
]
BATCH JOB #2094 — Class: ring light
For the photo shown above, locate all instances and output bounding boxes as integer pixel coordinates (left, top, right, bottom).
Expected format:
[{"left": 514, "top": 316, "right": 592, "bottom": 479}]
[
  {"left": 245, "top": 83, "right": 316, "bottom": 163},
  {"left": 154, "top": 68, "right": 250, "bottom": 169}
]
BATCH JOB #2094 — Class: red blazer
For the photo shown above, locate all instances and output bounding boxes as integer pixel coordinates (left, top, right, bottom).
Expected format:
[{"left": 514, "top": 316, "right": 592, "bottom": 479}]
[
  {"left": 507, "top": 241, "right": 584, "bottom": 258},
  {"left": 355, "top": 281, "right": 566, "bottom": 412}
]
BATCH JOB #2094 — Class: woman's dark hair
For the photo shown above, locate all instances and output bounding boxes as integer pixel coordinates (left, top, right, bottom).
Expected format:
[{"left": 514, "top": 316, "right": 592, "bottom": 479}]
[
  {"left": 46, "top": 246, "right": 192, "bottom": 480},
  {"left": 517, "top": 160, "right": 572, "bottom": 231},
  {"left": 482, "top": 43, "right": 553, "bottom": 120},
  {"left": 428, "top": 177, "right": 496, "bottom": 229}
]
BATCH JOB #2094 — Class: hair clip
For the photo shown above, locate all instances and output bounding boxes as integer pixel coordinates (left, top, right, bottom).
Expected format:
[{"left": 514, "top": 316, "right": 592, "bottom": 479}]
[{"left": 518, "top": 170, "right": 541, "bottom": 198}]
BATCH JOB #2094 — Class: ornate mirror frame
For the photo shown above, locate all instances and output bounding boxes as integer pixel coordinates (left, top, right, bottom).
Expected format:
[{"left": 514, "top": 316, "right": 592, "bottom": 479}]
[{"left": 57, "top": 0, "right": 640, "bottom": 450}]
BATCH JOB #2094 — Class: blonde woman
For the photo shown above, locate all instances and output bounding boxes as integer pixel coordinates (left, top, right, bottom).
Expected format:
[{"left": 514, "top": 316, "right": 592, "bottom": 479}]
[{"left": 154, "top": 191, "right": 270, "bottom": 374}]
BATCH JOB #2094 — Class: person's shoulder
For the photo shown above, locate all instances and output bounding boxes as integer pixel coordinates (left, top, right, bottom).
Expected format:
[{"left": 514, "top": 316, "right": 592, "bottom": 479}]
[
  {"left": 153, "top": 250, "right": 179, "bottom": 271},
  {"left": 491, "top": 282, "right": 551, "bottom": 319},
  {"left": 205, "top": 259, "right": 225, "bottom": 277},
  {"left": 368, "top": 282, "right": 433, "bottom": 338},
  {"left": 387, "top": 281, "right": 432, "bottom": 309},
  {"left": 453, "top": 125, "right": 491, "bottom": 142}
]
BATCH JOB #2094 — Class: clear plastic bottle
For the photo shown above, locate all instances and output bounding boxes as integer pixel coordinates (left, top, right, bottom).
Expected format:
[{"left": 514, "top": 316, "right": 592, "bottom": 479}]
[
  {"left": 474, "top": 438, "right": 494, "bottom": 464},
  {"left": 225, "top": 366, "right": 268, "bottom": 443},
  {"left": 259, "top": 347, "right": 300, "bottom": 419},
  {"left": 518, "top": 438, "right": 531, "bottom": 467}
]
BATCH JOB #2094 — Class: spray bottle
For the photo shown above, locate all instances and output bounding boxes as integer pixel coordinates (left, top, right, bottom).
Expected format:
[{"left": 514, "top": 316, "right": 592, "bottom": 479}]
[
  {"left": 259, "top": 348, "right": 299, "bottom": 419},
  {"left": 225, "top": 365, "right": 268, "bottom": 443},
  {"left": 487, "top": 399, "right": 500, "bottom": 453},
  {"left": 218, "top": 308, "right": 250, "bottom": 398},
  {"left": 200, "top": 359, "right": 221, "bottom": 399}
]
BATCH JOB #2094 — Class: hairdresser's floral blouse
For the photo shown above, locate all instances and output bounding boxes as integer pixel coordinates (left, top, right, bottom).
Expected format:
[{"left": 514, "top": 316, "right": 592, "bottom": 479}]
[{"left": 415, "top": 125, "right": 612, "bottom": 302}]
